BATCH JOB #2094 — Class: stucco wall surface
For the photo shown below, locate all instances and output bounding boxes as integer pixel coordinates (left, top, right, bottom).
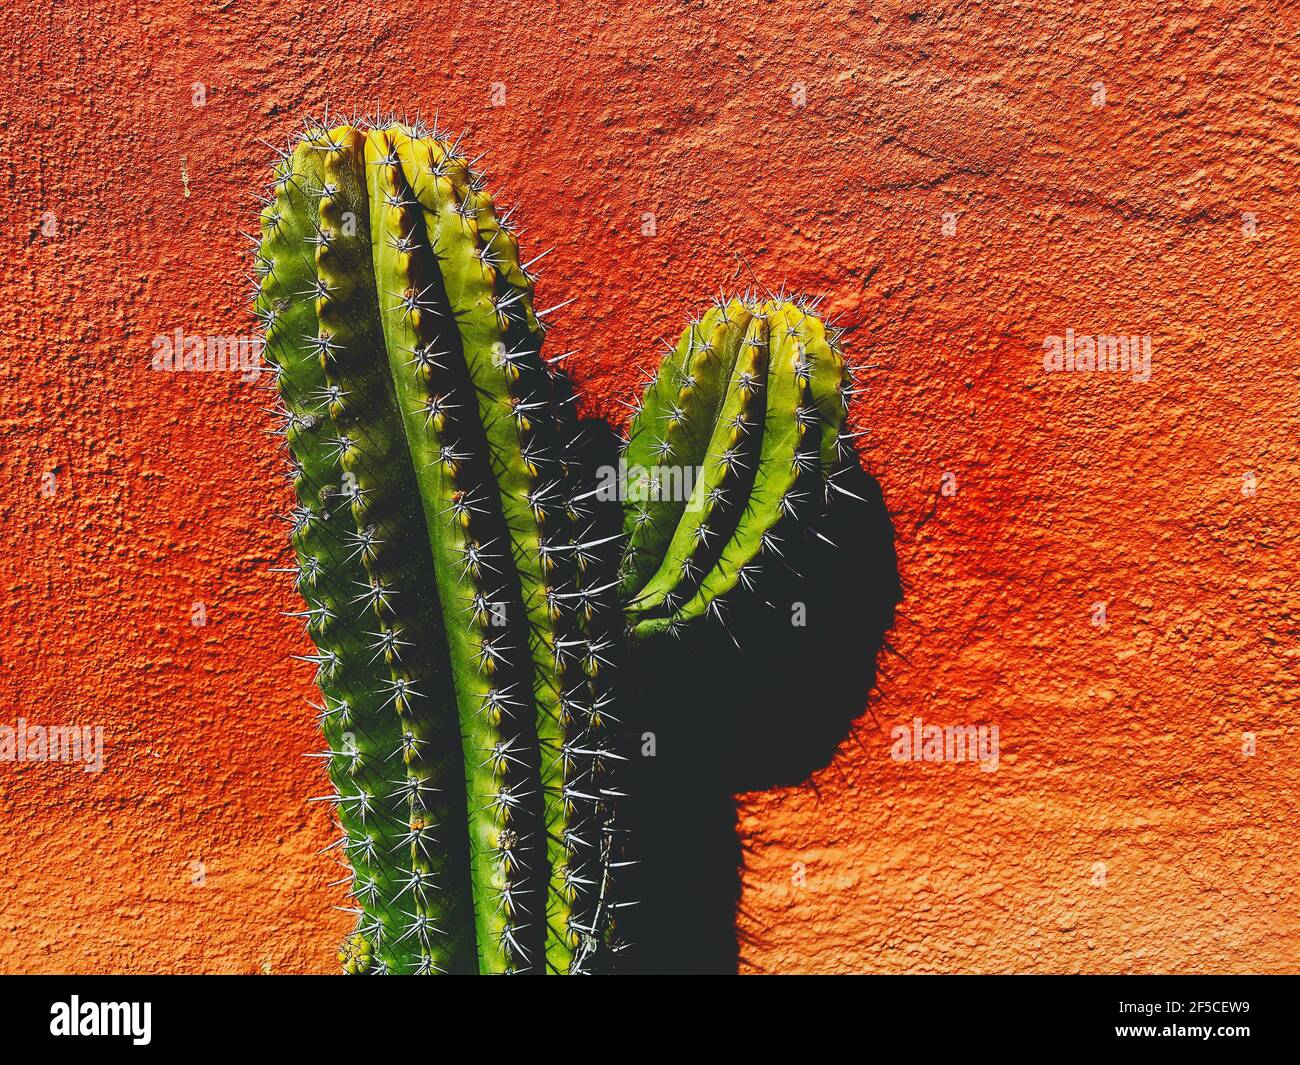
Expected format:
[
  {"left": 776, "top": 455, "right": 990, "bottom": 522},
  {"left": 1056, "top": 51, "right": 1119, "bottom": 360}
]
[{"left": 0, "top": 0, "right": 1295, "bottom": 973}]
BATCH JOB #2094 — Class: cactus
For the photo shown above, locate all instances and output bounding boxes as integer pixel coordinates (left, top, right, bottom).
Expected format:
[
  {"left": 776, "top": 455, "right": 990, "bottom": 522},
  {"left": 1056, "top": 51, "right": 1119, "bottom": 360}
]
[
  {"left": 256, "top": 117, "right": 621, "bottom": 975},
  {"left": 256, "top": 115, "right": 863, "bottom": 975},
  {"left": 618, "top": 295, "right": 857, "bottom": 642}
]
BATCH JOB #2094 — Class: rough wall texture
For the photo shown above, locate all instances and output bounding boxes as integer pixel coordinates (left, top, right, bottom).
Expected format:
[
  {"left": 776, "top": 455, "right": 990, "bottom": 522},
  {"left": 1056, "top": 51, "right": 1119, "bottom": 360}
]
[{"left": 0, "top": 0, "right": 1295, "bottom": 974}]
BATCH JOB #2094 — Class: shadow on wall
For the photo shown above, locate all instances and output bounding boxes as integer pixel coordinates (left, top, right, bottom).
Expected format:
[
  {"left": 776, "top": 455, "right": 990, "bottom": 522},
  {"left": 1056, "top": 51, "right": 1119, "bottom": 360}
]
[{"left": 591, "top": 431, "right": 901, "bottom": 973}]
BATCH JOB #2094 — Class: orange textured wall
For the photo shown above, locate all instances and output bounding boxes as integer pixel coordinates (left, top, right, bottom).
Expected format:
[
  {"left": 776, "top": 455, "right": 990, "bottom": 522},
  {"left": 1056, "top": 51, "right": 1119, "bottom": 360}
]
[{"left": 0, "top": 0, "right": 1295, "bottom": 974}]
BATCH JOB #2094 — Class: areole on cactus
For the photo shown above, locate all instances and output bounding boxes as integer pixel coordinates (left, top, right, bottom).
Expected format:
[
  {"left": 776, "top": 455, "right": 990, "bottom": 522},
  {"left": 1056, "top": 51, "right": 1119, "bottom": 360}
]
[{"left": 255, "top": 114, "right": 864, "bottom": 974}]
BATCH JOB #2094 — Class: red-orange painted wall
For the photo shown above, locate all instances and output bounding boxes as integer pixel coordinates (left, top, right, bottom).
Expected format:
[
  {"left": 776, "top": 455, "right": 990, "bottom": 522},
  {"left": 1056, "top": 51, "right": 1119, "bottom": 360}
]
[{"left": 0, "top": 0, "right": 1295, "bottom": 974}]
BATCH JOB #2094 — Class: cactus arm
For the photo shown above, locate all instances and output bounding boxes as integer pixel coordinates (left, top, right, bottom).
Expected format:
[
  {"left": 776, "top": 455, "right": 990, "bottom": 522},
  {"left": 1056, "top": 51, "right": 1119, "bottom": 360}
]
[
  {"left": 256, "top": 141, "right": 414, "bottom": 974},
  {"left": 617, "top": 296, "right": 853, "bottom": 643},
  {"left": 630, "top": 302, "right": 818, "bottom": 635}
]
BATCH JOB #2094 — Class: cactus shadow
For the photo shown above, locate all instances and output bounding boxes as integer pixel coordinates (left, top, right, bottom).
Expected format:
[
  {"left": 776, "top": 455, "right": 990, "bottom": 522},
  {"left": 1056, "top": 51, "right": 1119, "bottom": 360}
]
[{"left": 583, "top": 423, "right": 901, "bottom": 974}]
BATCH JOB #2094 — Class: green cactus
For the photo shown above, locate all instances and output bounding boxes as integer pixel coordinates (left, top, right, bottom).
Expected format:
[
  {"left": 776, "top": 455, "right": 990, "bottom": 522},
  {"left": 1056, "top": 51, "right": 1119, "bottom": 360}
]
[
  {"left": 256, "top": 115, "right": 861, "bottom": 975},
  {"left": 618, "top": 295, "right": 856, "bottom": 641},
  {"left": 257, "top": 118, "right": 621, "bottom": 975}
]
